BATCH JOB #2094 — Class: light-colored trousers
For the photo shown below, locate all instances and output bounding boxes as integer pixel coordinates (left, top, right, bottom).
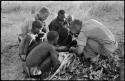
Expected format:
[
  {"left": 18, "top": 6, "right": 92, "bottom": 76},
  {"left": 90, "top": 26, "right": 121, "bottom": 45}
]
[{"left": 83, "top": 38, "right": 118, "bottom": 59}]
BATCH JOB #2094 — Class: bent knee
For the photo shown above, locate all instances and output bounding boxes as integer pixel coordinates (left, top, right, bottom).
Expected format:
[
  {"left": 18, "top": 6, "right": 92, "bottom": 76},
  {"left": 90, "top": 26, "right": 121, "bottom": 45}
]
[
  {"left": 87, "top": 39, "right": 100, "bottom": 51},
  {"left": 104, "top": 41, "right": 118, "bottom": 53}
]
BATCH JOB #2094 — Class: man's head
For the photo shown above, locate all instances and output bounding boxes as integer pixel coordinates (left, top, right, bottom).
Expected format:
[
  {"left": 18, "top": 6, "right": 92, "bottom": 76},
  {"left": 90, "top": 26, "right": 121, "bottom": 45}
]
[
  {"left": 57, "top": 9, "right": 66, "bottom": 21},
  {"left": 32, "top": 20, "right": 42, "bottom": 34},
  {"left": 67, "top": 15, "right": 73, "bottom": 24},
  {"left": 36, "top": 7, "right": 50, "bottom": 21},
  {"left": 69, "top": 19, "right": 82, "bottom": 34},
  {"left": 47, "top": 31, "right": 59, "bottom": 45}
]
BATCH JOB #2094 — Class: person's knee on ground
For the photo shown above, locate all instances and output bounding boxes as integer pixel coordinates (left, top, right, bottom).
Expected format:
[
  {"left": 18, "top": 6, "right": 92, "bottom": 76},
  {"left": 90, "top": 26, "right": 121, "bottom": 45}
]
[
  {"left": 87, "top": 38, "right": 100, "bottom": 53},
  {"left": 83, "top": 38, "right": 100, "bottom": 60},
  {"left": 39, "top": 56, "right": 52, "bottom": 73}
]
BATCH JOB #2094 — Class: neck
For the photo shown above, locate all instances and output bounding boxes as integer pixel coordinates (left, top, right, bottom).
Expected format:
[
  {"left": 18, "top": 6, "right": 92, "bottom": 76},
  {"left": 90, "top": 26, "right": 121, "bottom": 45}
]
[{"left": 47, "top": 41, "right": 53, "bottom": 45}]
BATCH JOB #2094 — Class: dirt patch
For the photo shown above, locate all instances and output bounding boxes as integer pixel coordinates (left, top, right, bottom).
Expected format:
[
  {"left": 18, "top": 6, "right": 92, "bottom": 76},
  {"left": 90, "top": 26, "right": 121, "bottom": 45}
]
[{"left": 1, "top": 44, "right": 25, "bottom": 80}]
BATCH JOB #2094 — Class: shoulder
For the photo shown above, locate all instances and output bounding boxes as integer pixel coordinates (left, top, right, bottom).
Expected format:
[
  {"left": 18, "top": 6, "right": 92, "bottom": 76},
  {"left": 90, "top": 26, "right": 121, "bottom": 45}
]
[
  {"left": 26, "top": 33, "right": 36, "bottom": 40},
  {"left": 47, "top": 43, "right": 55, "bottom": 51},
  {"left": 50, "top": 18, "right": 58, "bottom": 25},
  {"left": 83, "top": 19, "right": 105, "bottom": 31},
  {"left": 85, "top": 19, "right": 105, "bottom": 27},
  {"left": 40, "top": 42, "right": 55, "bottom": 51}
]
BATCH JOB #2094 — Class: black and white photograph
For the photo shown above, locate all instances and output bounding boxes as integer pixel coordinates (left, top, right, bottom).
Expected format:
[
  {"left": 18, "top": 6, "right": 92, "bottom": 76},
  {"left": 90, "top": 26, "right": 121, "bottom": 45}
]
[{"left": 1, "top": 1, "right": 124, "bottom": 80}]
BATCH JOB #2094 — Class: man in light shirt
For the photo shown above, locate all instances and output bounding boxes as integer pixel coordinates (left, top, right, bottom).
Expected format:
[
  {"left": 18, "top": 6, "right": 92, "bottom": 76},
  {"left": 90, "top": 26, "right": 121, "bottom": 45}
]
[{"left": 69, "top": 19, "right": 118, "bottom": 62}]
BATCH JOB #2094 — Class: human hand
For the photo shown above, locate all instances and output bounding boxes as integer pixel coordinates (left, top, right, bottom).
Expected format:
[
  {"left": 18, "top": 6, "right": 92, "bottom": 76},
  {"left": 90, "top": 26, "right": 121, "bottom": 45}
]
[{"left": 69, "top": 47, "right": 77, "bottom": 53}]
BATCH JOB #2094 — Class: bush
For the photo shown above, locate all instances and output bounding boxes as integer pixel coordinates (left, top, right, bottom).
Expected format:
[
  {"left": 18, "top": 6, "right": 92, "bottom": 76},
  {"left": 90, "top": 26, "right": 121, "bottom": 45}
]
[{"left": 87, "top": 1, "right": 124, "bottom": 20}]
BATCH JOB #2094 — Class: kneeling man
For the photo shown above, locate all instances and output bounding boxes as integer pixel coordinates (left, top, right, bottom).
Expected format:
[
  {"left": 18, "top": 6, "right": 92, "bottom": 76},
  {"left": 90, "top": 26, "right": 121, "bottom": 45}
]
[{"left": 69, "top": 19, "right": 118, "bottom": 62}]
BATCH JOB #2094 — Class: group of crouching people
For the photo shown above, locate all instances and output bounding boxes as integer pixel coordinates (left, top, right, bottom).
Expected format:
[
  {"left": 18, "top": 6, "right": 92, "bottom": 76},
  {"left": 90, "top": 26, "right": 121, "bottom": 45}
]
[{"left": 18, "top": 7, "right": 118, "bottom": 78}]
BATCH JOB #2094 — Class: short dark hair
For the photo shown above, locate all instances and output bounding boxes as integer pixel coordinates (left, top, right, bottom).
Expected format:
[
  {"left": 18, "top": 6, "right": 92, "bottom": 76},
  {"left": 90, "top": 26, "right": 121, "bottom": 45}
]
[
  {"left": 71, "top": 19, "right": 82, "bottom": 26},
  {"left": 32, "top": 20, "right": 42, "bottom": 29},
  {"left": 47, "top": 31, "right": 59, "bottom": 42},
  {"left": 58, "top": 9, "right": 65, "bottom": 15}
]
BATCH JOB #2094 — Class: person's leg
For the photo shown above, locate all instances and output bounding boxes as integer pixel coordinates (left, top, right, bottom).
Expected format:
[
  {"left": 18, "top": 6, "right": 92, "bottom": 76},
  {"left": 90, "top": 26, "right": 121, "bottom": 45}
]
[
  {"left": 40, "top": 55, "right": 60, "bottom": 73},
  {"left": 39, "top": 56, "right": 52, "bottom": 73},
  {"left": 83, "top": 38, "right": 101, "bottom": 59},
  {"left": 22, "top": 62, "right": 30, "bottom": 77},
  {"left": 25, "top": 56, "right": 51, "bottom": 77},
  {"left": 50, "top": 52, "right": 60, "bottom": 71}
]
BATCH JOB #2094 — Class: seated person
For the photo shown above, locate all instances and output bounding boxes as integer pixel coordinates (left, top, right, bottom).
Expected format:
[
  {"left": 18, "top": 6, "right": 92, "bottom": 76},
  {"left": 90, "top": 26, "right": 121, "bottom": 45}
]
[
  {"left": 64, "top": 15, "right": 74, "bottom": 28},
  {"left": 49, "top": 10, "right": 76, "bottom": 48},
  {"left": 19, "top": 20, "right": 44, "bottom": 61},
  {"left": 69, "top": 19, "right": 118, "bottom": 62},
  {"left": 26, "top": 31, "right": 60, "bottom": 77},
  {"left": 18, "top": 7, "right": 50, "bottom": 43},
  {"left": 49, "top": 9, "right": 66, "bottom": 32}
]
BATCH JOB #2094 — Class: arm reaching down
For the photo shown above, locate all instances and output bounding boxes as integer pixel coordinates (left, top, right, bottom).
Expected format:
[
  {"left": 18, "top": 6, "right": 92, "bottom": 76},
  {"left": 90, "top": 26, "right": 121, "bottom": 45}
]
[
  {"left": 50, "top": 46, "right": 61, "bottom": 70},
  {"left": 76, "top": 30, "right": 87, "bottom": 55},
  {"left": 19, "top": 34, "right": 34, "bottom": 61}
]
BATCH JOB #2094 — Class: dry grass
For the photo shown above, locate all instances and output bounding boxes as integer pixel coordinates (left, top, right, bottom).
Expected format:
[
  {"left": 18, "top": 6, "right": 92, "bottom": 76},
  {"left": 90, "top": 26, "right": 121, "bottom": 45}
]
[{"left": 1, "top": 1, "right": 124, "bottom": 80}]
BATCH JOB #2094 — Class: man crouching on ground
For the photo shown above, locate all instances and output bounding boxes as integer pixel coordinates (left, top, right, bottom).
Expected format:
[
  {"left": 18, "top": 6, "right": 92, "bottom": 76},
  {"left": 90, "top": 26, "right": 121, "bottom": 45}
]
[
  {"left": 69, "top": 19, "right": 118, "bottom": 62},
  {"left": 26, "top": 31, "right": 60, "bottom": 77}
]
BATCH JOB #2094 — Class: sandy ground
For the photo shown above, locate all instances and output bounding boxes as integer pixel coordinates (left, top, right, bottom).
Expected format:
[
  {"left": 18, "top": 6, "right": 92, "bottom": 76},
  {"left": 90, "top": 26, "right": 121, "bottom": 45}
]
[{"left": 1, "top": 1, "right": 124, "bottom": 80}]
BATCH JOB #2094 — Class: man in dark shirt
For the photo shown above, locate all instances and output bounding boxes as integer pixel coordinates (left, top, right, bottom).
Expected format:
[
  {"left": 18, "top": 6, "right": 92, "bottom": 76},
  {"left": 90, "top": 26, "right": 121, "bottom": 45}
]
[
  {"left": 49, "top": 10, "right": 74, "bottom": 46},
  {"left": 49, "top": 9, "right": 66, "bottom": 32}
]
